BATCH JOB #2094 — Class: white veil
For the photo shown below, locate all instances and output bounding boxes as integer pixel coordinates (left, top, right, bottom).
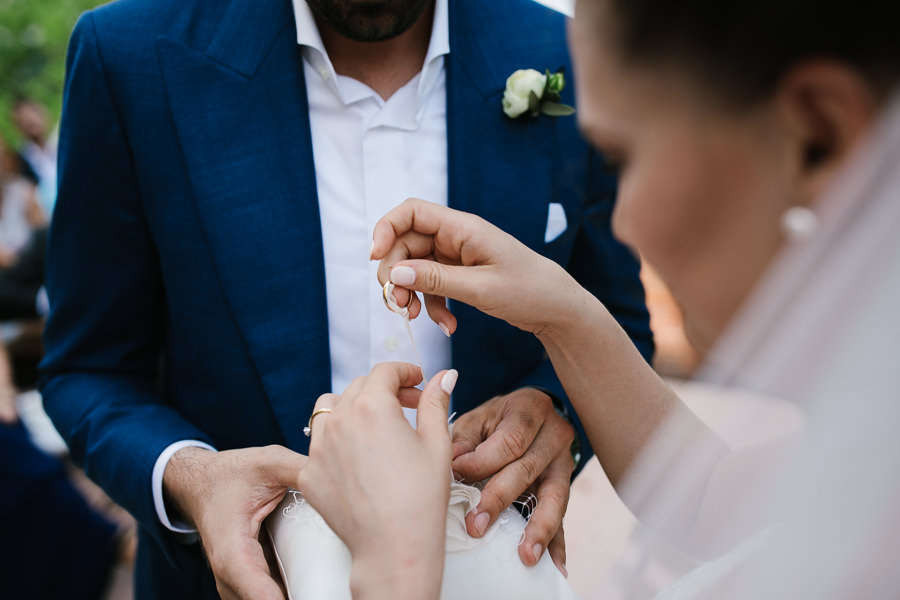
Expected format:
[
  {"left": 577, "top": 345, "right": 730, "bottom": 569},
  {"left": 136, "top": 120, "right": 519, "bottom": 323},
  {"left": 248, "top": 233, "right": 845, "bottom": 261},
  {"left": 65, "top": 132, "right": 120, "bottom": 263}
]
[{"left": 616, "top": 93, "right": 900, "bottom": 598}]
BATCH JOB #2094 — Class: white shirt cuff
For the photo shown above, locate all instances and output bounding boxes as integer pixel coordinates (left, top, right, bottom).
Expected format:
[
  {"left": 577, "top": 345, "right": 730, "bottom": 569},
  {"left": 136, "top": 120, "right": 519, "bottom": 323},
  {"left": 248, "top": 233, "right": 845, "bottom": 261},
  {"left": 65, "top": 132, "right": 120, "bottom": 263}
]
[{"left": 152, "top": 440, "right": 217, "bottom": 533}]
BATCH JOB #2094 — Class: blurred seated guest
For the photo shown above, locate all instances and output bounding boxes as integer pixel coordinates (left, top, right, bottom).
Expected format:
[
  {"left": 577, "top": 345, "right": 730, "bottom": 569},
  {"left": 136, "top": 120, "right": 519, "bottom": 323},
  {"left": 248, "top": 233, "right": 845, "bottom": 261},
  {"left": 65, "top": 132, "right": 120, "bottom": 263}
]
[
  {"left": 1, "top": 346, "right": 119, "bottom": 600},
  {"left": 11, "top": 99, "right": 58, "bottom": 214},
  {"left": 0, "top": 227, "right": 48, "bottom": 321},
  {"left": 0, "top": 346, "right": 16, "bottom": 425},
  {"left": 0, "top": 139, "right": 46, "bottom": 268}
]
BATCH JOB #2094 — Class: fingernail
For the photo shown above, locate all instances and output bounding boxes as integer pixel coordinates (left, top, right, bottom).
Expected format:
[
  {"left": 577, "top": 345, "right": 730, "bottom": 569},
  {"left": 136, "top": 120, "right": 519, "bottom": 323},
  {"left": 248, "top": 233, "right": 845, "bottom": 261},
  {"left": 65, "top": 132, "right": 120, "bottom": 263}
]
[
  {"left": 368, "top": 240, "right": 375, "bottom": 260},
  {"left": 474, "top": 511, "right": 490, "bottom": 536},
  {"left": 390, "top": 266, "right": 416, "bottom": 286},
  {"left": 439, "top": 322, "right": 451, "bottom": 337},
  {"left": 559, "top": 562, "right": 568, "bottom": 578},
  {"left": 441, "top": 369, "right": 458, "bottom": 395},
  {"left": 532, "top": 543, "right": 543, "bottom": 561}
]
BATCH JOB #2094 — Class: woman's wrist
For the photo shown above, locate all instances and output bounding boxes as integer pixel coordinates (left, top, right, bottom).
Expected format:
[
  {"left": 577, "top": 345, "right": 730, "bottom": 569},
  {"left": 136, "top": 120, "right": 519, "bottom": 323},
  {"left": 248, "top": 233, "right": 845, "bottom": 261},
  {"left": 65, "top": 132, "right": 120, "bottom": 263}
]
[
  {"left": 349, "top": 547, "right": 443, "bottom": 600},
  {"left": 533, "top": 265, "right": 605, "bottom": 343}
]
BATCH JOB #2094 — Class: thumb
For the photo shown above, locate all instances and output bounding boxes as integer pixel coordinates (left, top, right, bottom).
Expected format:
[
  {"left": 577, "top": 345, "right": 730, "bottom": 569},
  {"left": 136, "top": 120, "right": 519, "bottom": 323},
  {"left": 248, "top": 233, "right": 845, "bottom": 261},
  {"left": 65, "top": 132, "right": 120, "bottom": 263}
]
[
  {"left": 416, "top": 369, "right": 457, "bottom": 447},
  {"left": 257, "top": 445, "right": 308, "bottom": 489},
  {"left": 390, "top": 260, "right": 487, "bottom": 307}
]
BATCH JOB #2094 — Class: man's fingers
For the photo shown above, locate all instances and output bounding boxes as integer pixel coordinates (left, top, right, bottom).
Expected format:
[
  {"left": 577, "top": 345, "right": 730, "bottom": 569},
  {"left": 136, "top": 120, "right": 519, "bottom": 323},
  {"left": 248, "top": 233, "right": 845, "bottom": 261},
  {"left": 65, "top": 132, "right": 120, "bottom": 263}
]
[
  {"left": 548, "top": 526, "right": 568, "bottom": 578},
  {"left": 449, "top": 406, "right": 489, "bottom": 461},
  {"left": 209, "top": 528, "right": 285, "bottom": 600},
  {"left": 226, "top": 564, "right": 285, "bottom": 600},
  {"left": 255, "top": 445, "right": 310, "bottom": 489},
  {"left": 216, "top": 548, "right": 285, "bottom": 600},
  {"left": 518, "top": 455, "right": 572, "bottom": 566},
  {"left": 463, "top": 448, "right": 548, "bottom": 539},
  {"left": 461, "top": 418, "right": 572, "bottom": 541},
  {"left": 452, "top": 409, "right": 542, "bottom": 482}
]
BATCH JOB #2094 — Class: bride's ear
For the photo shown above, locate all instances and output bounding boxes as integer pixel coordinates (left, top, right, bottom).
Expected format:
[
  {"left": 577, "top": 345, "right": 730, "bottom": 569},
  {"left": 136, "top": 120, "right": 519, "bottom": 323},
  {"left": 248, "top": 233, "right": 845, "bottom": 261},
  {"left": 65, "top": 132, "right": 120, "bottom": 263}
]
[{"left": 776, "top": 61, "right": 880, "bottom": 204}]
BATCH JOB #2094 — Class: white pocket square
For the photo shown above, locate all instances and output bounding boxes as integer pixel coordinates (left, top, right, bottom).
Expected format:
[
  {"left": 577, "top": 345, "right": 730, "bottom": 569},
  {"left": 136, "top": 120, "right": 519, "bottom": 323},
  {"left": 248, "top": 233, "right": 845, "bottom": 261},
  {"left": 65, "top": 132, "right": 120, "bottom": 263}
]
[{"left": 544, "top": 202, "right": 568, "bottom": 243}]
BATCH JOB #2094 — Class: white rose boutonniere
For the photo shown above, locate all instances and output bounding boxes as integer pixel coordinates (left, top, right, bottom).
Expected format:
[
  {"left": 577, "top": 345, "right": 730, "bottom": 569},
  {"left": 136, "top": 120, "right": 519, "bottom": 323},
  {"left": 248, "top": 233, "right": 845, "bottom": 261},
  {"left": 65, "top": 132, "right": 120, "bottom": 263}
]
[{"left": 502, "top": 68, "right": 576, "bottom": 119}]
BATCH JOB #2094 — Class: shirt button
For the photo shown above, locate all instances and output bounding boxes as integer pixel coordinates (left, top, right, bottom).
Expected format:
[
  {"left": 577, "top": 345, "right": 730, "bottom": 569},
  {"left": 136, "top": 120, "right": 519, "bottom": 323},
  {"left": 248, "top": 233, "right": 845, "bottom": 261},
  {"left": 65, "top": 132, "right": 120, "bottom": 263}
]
[{"left": 383, "top": 337, "right": 399, "bottom": 352}]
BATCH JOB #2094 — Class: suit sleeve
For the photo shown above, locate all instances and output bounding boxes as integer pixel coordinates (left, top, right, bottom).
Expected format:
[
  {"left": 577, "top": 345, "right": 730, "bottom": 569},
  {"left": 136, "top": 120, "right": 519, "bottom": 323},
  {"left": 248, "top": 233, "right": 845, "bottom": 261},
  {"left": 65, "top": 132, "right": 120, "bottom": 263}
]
[
  {"left": 39, "top": 13, "right": 214, "bottom": 547},
  {"left": 514, "top": 150, "right": 654, "bottom": 475}
]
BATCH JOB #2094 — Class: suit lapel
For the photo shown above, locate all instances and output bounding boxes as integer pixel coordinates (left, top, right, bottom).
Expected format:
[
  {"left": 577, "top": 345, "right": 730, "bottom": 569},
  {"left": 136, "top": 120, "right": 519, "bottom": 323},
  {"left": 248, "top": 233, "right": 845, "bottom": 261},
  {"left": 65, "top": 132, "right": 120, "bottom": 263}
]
[
  {"left": 447, "top": 0, "right": 573, "bottom": 383},
  {"left": 446, "top": 0, "right": 556, "bottom": 251},
  {"left": 157, "top": 0, "right": 328, "bottom": 451}
]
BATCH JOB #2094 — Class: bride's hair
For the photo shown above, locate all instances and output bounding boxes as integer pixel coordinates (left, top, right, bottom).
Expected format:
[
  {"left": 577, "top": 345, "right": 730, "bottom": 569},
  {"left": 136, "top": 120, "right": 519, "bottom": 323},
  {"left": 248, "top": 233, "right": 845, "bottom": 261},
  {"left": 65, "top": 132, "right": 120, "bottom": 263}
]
[{"left": 596, "top": 0, "right": 900, "bottom": 106}]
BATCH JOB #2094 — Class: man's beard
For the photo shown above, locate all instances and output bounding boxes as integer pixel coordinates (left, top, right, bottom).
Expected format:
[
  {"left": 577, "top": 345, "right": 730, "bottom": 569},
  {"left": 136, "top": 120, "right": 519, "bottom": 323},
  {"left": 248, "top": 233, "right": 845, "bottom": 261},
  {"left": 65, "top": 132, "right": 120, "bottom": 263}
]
[{"left": 306, "top": 0, "right": 432, "bottom": 42}]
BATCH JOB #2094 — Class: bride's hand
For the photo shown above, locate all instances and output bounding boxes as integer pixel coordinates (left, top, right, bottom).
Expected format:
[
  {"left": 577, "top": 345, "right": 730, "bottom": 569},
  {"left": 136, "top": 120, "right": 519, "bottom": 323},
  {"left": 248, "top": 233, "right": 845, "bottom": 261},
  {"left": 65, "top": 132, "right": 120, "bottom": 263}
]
[
  {"left": 371, "top": 198, "right": 588, "bottom": 338},
  {"left": 297, "top": 362, "right": 457, "bottom": 600}
]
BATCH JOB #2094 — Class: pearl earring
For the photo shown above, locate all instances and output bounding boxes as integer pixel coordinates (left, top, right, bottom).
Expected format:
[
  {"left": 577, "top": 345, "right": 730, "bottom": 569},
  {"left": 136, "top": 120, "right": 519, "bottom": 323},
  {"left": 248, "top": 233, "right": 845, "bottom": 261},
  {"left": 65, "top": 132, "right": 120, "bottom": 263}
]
[{"left": 780, "top": 206, "right": 818, "bottom": 241}]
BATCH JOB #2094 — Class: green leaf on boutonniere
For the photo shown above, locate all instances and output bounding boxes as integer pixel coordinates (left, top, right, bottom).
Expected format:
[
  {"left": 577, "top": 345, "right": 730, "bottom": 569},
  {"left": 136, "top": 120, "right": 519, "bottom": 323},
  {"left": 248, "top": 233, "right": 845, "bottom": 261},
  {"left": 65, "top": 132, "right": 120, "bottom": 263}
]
[
  {"left": 528, "top": 90, "right": 541, "bottom": 116},
  {"left": 540, "top": 101, "right": 576, "bottom": 117}
]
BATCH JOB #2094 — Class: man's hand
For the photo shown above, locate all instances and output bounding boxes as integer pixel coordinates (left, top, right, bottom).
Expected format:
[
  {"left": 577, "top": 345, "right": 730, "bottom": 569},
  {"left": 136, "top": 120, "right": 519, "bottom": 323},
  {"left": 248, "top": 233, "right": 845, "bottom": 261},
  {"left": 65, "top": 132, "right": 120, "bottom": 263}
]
[
  {"left": 451, "top": 388, "right": 574, "bottom": 574},
  {"left": 163, "top": 445, "right": 307, "bottom": 600}
]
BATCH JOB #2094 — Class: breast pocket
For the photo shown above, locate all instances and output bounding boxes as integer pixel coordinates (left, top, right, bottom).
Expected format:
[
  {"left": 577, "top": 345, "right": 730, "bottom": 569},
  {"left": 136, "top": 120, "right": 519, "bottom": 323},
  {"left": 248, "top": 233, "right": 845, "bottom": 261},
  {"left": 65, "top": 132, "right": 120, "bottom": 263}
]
[{"left": 544, "top": 202, "right": 568, "bottom": 243}]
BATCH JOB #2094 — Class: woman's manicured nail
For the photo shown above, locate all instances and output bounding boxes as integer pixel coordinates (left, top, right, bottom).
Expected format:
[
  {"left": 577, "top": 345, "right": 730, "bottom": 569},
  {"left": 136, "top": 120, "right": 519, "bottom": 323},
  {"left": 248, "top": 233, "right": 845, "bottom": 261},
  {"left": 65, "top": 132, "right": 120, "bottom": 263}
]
[
  {"left": 439, "top": 322, "right": 451, "bottom": 337},
  {"left": 558, "top": 562, "right": 568, "bottom": 578},
  {"left": 368, "top": 241, "right": 375, "bottom": 260},
  {"left": 532, "top": 543, "right": 543, "bottom": 561},
  {"left": 474, "top": 511, "right": 490, "bottom": 536},
  {"left": 390, "top": 266, "right": 416, "bottom": 286},
  {"left": 441, "top": 370, "right": 458, "bottom": 395}
]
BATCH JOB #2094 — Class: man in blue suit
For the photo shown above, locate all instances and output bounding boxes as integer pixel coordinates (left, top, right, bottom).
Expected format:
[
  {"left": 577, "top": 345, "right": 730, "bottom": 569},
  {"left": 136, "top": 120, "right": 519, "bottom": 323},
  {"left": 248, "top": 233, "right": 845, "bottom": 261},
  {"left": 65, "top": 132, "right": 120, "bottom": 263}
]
[{"left": 41, "top": 0, "right": 652, "bottom": 597}]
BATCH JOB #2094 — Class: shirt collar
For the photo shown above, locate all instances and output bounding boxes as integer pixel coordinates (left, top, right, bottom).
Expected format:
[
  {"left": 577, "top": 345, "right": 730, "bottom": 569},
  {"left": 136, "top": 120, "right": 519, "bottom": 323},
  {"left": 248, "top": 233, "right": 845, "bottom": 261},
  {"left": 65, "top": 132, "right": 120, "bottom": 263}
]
[{"left": 292, "top": 0, "right": 449, "bottom": 105}]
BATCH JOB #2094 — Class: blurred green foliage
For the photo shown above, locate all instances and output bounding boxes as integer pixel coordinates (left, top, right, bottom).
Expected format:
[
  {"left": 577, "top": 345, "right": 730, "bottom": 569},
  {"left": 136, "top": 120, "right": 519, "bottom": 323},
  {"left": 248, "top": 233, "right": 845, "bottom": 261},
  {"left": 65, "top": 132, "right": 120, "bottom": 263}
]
[{"left": 0, "top": 0, "right": 105, "bottom": 145}]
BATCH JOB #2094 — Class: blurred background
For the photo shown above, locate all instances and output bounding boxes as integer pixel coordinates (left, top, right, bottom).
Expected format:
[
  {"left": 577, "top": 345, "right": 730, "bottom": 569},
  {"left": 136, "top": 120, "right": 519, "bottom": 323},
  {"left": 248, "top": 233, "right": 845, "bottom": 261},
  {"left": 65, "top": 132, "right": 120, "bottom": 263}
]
[
  {"left": 2, "top": 3, "right": 135, "bottom": 600},
  {"left": 0, "top": 0, "right": 103, "bottom": 143}
]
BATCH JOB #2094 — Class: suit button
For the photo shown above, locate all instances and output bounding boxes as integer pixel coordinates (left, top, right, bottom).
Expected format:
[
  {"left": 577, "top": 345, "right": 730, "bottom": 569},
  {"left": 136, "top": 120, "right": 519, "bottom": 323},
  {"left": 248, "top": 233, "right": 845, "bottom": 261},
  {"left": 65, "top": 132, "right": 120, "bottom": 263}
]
[{"left": 383, "top": 337, "right": 399, "bottom": 352}]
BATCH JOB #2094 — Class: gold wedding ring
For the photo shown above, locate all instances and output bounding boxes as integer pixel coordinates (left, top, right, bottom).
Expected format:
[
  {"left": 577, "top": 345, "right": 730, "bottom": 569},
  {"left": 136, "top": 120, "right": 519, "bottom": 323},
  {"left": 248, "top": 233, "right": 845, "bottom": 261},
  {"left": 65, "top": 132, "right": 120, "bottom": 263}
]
[
  {"left": 302, "top": 407, "right": 332, "bottom": 437},
  {"left": 382, "top": 281, "right": 413, "bottom": 314}
]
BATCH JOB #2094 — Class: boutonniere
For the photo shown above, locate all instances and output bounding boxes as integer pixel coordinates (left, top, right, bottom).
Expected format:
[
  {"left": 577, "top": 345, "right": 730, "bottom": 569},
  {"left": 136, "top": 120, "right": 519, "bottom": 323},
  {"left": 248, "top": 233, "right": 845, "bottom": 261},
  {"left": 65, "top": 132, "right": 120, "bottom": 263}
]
[{"left": 502, "top": 68, "right": 575, "bottom": 119}]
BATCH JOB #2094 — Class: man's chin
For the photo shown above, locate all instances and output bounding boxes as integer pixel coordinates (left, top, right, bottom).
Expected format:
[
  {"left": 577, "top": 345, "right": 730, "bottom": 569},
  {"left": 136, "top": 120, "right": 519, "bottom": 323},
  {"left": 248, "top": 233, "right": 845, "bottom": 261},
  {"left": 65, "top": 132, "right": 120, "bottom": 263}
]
[{"left": 308, "top": 0, "right": 431, "bottom": 43}]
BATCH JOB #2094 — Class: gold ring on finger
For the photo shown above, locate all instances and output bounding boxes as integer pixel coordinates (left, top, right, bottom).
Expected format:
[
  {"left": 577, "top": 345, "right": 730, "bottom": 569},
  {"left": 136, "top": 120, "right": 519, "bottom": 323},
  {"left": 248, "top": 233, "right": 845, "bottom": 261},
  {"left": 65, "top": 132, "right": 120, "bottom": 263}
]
[
  {"left": 303, "top": 407, "right": 332, "bottom": 437},
  {"left": 382, "top": 281, "right": 413, "bottom": 315}
]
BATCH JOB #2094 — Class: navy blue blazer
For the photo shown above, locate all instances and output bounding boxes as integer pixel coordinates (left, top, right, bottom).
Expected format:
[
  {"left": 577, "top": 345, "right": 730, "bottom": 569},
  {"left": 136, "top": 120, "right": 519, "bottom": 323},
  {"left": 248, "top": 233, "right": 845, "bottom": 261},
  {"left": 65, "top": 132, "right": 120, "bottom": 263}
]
[{"left": 40, "top": 0, "right": 652, "bottom": 595}]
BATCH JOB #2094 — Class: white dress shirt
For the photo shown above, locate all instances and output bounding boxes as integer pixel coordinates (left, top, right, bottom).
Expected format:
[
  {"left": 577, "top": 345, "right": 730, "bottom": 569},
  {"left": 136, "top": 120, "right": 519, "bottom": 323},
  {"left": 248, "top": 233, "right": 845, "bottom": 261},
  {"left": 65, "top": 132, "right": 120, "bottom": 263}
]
[
  {"left": 295, "top": 0, "right": 451, "bottom": 396},
  {"left": 153, "top": 0, "right": 452, "bottom": 532}
]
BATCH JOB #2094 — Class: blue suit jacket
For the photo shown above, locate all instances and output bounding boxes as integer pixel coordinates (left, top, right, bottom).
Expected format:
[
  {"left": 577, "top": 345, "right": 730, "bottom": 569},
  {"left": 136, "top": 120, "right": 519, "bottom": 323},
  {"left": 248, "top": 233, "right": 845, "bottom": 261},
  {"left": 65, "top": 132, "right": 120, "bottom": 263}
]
[{"left": 41, "top": 0, "right": 652, "bottom": 596}]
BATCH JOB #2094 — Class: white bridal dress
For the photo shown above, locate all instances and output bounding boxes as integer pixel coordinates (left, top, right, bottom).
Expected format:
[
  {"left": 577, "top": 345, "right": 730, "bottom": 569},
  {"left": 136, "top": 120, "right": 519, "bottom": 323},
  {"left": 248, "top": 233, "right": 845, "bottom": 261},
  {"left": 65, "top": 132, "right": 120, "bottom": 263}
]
[{"left": 267, "top": 480, "right": 580, "bottom": 599}]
